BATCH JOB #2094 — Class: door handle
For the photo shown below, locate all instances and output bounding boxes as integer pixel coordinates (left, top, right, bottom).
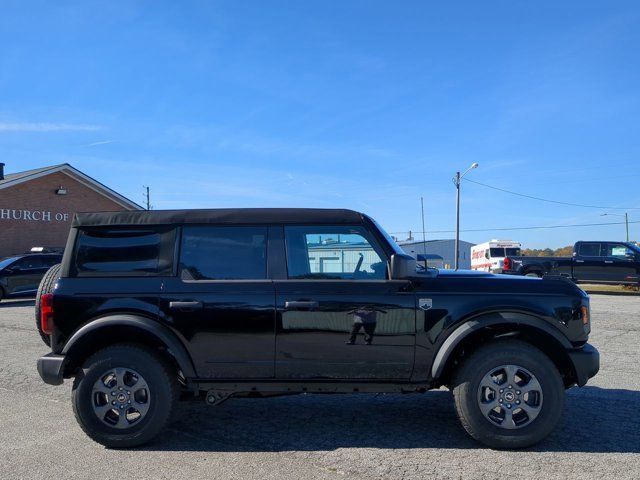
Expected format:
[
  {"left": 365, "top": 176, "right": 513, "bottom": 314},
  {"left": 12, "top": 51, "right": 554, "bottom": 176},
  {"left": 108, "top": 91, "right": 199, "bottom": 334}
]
[
  {"left": 284, "top": 300, "right": 319, "bottom": 311},
  {"left": 169, "top": 301, "right": 203, "bottom": 311},
  {"left": 575, "top": 260, "right": 585, "bottom": 263},
  {"left": 604, "top": 260, "right": 614, "bottom": 264}
]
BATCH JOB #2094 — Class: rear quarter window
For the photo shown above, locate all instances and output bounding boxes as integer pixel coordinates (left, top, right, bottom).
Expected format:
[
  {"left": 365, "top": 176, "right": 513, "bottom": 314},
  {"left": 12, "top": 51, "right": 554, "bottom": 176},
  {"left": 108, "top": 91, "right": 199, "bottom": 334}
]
[{"left": 73, "top": 227, "right": 176, "bottom": 277}]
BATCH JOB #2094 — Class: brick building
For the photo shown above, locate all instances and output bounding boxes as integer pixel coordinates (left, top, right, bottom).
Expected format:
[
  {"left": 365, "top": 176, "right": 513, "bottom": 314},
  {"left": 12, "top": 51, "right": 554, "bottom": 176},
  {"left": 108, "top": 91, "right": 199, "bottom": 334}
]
[{"left": 0, "top": 163, "right": 142, "bottom": 258}]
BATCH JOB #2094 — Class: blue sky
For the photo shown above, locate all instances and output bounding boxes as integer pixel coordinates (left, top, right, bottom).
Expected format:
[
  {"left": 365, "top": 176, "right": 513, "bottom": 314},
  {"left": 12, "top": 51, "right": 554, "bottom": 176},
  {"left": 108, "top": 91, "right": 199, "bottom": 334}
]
[{"left": 1, "top": 1, "right": 639, "bottom": 248}]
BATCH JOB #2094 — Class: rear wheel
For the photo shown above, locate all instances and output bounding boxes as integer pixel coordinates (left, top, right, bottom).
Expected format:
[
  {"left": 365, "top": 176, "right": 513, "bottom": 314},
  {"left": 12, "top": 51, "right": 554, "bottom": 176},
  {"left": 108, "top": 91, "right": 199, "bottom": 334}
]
[
  {"left": 72, "top": 344, "right": 178, "bottom": 448},
  {"left": 35, "top": 263, "right": 61, "bottom": 346},
  {"left": 452, "top": 339, "right": 564, "bottom": 449}
]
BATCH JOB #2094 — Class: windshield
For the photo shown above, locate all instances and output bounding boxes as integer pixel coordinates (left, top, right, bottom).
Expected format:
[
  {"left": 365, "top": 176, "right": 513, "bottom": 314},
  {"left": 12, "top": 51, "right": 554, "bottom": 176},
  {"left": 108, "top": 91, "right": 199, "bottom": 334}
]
[
  {"left": 0, "top": 257, "right": 19, "bottom": 270},
  {"left": 489, "top": 247, "right": 520, "bottom": 258},
  {"left": 368, "top": 217, "right": 405, "bottom": 255},
  {"left": 626, "top": 243, "right": 640, "bottom": 254}
]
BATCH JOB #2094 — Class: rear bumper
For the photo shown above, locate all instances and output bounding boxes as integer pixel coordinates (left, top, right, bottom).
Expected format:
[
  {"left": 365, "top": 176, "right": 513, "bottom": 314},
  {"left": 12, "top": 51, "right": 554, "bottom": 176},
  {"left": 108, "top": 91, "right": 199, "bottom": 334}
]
[
  {"left": 37, "top": 353, "right": 65, "bottom": 385},
  {"left": 568, "top": 343, "right": 600, "bottom": 387}
]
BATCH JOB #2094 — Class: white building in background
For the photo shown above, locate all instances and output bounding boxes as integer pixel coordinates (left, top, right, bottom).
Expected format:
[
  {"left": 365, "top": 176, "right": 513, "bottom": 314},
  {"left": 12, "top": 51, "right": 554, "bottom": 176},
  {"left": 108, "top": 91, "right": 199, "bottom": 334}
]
[
  {"left": 399, "top": 239, "right": 476, "bottom": 270},
  {"left": 307, "top": 240, "right": 383, "bottom": 274}
]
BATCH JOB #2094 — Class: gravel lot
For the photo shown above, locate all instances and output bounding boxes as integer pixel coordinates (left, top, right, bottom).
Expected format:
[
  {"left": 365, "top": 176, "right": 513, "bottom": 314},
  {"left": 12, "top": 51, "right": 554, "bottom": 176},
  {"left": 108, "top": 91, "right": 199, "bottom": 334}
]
[{"left": 1, "top": 294, "right": 638, "bottom": 480}]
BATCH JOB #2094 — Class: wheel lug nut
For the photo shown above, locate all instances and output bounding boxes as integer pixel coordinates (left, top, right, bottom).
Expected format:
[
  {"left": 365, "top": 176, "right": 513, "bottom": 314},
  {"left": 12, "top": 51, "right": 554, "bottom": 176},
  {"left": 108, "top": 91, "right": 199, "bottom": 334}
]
[
  {"left": 508, "top": 385, "right": 512, "bottom": 389},
  {"left": 111, "top": 401, "right": 116, "bottom": 405},
  {"left": 119, "top": 405, "right": 124, "bottom": 409},
  {"left": 499, "top": 399, "right": 503, "bottom": 403},
  {"left": 111, "top": 392, "right": 116, "bottom": 396},
  {"left": 499, "top": 389, "right": 504, "bottom": 393},
  {"left": 516, "top": 400, "right": 521, "bottom": 404},
  {"left": 507, "top": 404, "right": 512, "bottom": 409},
  {"left": 127, "top": 391, "right": 130, "bottom": 395},
  {"left": 516, "top": 391, "right": 521, "bottom": 395}
]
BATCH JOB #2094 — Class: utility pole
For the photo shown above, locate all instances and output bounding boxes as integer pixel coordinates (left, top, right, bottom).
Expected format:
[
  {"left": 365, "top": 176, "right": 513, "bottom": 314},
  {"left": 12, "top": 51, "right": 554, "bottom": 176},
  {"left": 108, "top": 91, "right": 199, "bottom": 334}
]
[
  {"left": 421, "top": 196, "right": 427, "bottom": 268},
  {"left": 144, "top": 186, "right": 152, "bottom": 210},
  {"left": 626, "top": 212, "right": 629, "bottom": 242},
  {"left": 601, "top": 212, "right": 629, "bottom": 242},
  {"left": 453, "top": 163, "right": 479, "bottom": 270}
]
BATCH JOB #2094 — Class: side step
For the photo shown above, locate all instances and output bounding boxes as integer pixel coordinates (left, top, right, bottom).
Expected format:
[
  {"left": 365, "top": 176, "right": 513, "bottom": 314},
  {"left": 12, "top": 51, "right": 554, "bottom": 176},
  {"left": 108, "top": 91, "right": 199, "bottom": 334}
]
[{"left": 199, "top": 381, "right": 432, "bottom": 405}]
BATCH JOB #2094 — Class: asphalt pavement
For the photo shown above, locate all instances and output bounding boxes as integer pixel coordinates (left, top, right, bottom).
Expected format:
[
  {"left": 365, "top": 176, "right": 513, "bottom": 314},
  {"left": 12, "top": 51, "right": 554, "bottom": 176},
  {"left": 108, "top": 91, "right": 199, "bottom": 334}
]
[{"left": 0, "top": 294, "right": 638, "bottom": 479}]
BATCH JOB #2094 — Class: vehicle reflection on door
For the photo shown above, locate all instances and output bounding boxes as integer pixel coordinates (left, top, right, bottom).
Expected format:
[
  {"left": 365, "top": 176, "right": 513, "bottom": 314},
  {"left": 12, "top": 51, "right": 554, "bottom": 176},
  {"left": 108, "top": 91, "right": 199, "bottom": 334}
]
[{"left": 276, "top": 282, "right": 416, "bottom": 380}]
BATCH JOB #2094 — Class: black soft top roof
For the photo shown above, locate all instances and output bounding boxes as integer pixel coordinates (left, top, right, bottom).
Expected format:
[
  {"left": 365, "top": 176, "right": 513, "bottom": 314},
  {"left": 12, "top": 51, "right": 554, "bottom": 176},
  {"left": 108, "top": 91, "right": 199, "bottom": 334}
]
[{"left": 72, "top": 208, "right": 365, "bottom": 227}]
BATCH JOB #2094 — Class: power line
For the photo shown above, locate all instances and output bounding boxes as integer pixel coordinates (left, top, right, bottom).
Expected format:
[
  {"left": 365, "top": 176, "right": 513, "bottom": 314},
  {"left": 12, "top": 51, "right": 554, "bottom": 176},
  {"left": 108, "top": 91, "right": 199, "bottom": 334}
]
[
  {"left": 389, "top": 219, "right": 640, "bottom": 235},
  {"left": 463, "top": 178, "right": 640, "bottom": 210}
]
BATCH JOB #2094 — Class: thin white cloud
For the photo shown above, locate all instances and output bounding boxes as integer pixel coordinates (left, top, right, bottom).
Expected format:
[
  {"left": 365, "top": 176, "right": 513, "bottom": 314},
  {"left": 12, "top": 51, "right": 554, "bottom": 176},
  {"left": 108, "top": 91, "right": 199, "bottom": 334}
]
[
  {"left": 83, "top": 140, "right": 115, "bottom": 147},
  {"left": 0, "top": 122, "right": 102, "bottom": 132}
]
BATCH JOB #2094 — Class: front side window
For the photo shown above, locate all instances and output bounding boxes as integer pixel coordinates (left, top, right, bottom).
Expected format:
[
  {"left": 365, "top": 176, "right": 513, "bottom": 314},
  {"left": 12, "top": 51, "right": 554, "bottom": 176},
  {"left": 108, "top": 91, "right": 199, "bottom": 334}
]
[
  {"left": 179, "top": 226, "right": 267, "bottom": 280},
  {"left": 74, "top": 227, "right": 175, "bottom": 276},
  {"left": 285, "top": 225, "right": 387, "bottom": 280},
  {"left": 605, "top": 243, "right": 635, "bottom": 258}
]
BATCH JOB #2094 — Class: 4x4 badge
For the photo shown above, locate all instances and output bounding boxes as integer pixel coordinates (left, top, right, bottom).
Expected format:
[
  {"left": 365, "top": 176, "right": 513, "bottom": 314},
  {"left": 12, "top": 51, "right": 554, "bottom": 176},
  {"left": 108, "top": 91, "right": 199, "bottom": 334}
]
[{"left": 419, "top": 298, "right": 433, "bottom": 311}]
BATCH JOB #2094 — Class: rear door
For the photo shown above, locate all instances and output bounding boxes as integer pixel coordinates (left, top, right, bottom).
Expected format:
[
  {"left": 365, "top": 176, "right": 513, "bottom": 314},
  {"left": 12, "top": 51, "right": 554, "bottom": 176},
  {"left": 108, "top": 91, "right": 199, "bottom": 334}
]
[
  {"left": 274, "top": 224, "right": 416, "bottom": 380},
  {"left": 573, "top": 242, "right": 606, "bottom": 282},
  {"left": 159, "top": 225, "right": 275, "bottom": 379}
]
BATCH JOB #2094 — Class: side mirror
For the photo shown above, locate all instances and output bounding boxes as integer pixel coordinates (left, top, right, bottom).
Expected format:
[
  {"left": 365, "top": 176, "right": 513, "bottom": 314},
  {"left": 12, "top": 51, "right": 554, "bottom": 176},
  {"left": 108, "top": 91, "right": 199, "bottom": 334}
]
[{"left": 389, "top": 254, "right": 417, "bottom": 279}]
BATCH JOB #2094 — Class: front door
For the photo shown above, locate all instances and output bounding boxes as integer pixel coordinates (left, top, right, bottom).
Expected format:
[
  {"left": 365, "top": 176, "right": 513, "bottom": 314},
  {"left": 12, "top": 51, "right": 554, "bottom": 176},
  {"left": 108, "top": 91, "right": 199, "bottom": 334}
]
[
  {"left": 601, "top": 243, "right": 640, "bottom": 284},
  {"left": 159, "top": 225, "right": 275, "bottom": 379},
  {"left": 275, "top": 225, "right": 416, "bottom": 380}
]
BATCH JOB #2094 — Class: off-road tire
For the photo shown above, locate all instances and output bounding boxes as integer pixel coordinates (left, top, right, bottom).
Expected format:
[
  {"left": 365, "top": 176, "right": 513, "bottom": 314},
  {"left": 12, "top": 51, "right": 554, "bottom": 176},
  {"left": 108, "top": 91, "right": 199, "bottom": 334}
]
[
  {"left": 452, "top": 339, "right": 565, "bottom": 449},
  {"left": 35, "top": 263, "right": 61, "bottom": 346},
  {"left": 72, "top": 344, "right": 178, "bottom": 448}
]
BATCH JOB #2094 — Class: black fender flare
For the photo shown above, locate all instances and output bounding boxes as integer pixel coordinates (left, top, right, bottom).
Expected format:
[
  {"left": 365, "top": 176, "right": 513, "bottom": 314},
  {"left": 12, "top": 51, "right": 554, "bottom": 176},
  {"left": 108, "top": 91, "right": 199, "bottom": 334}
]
[
  {"left": 62, "top": 314, "right": 197, "bottom": 378},
  {"left": 430, "top": 312, "right": 572, "bottom": 380}
]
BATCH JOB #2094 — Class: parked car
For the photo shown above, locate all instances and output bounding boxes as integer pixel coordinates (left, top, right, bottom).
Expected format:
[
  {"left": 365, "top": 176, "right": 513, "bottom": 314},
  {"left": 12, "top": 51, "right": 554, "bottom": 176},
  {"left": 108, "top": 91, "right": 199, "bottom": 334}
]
[
  {"left": 36, "top": 208, "right": 599, "bottom": 449},
  {"left": 502, "top": 241, "right": 640, "bottom": 285},
  {"left": 0, "top": 251, "right": 62, "bottom": 302}
]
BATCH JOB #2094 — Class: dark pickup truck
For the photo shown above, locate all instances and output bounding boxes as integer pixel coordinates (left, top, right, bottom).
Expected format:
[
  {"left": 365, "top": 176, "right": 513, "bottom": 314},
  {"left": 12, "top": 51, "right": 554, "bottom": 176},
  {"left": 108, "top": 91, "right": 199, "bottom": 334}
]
[
  {"left": 503, "top": 241, "right": 640, "bottom": 285},
  {"left": 36, "top": 208, "right": 599, "bottom": 449}
]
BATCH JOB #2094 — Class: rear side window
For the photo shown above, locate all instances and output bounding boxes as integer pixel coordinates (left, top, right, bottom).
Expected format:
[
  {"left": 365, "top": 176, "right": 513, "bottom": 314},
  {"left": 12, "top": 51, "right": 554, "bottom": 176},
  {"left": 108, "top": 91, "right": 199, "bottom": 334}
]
[
  {"left": 578, "top": 242, "right": 602, "bottom": 257},
  {"left": 73, "top": 227, "right": 175, "bottom": 276},
  {"left": 179, "top": 226, "right": 267, "bottom": 280}
]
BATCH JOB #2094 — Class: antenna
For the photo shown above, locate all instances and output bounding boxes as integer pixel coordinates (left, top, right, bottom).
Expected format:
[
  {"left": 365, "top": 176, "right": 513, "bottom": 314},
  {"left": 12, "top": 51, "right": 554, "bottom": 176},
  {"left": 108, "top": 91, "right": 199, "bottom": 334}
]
[{"left": 421, "top": 197, "right": 427, "bottom": 267}]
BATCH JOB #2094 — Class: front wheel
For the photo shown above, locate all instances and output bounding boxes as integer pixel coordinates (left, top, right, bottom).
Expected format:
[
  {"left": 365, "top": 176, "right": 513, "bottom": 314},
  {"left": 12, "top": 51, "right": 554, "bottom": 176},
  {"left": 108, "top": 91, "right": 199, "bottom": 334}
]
[
  {"left": 452, "top": 339, "right": 564, "bottom": 449},
  {"left": 72, "top": 344, "right": 178, "bottom": 448}
]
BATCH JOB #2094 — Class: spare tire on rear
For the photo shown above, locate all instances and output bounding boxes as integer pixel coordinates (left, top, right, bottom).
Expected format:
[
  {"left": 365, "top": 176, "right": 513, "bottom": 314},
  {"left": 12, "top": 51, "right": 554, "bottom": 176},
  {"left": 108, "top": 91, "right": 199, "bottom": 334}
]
[{"left": 35, "top": 263, "right": 61, "bottom": 347}]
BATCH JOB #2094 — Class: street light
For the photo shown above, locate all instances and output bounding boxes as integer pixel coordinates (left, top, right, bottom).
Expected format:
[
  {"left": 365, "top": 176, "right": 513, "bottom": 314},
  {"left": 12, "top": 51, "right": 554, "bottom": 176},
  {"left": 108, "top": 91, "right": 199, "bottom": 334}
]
[
  {"left": 601, "top": 212, "right": 630, "bottom": 242},
  {"left": 453, "top": 162, "right": 479, "bottom": 270}
]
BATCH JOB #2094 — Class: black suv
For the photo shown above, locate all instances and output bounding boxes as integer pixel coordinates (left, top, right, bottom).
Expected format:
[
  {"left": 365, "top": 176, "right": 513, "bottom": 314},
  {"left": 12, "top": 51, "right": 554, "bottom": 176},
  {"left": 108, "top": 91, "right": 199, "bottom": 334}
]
[
  {"left": 0, "top": 251, "right": 62, "bottom": 302},
  {"left": 36, "top": 209, "right": 599, "bottom": 449}
]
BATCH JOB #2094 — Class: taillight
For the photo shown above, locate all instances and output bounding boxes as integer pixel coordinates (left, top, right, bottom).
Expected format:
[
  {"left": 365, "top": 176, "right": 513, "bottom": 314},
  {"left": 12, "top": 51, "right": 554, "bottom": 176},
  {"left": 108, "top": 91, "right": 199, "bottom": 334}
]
[
  {"left": 40, "top": 293, "right": 55, "bottom": 335},
  {"left": 503, "top": 257, "right": 511, "bottom": 271}
]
